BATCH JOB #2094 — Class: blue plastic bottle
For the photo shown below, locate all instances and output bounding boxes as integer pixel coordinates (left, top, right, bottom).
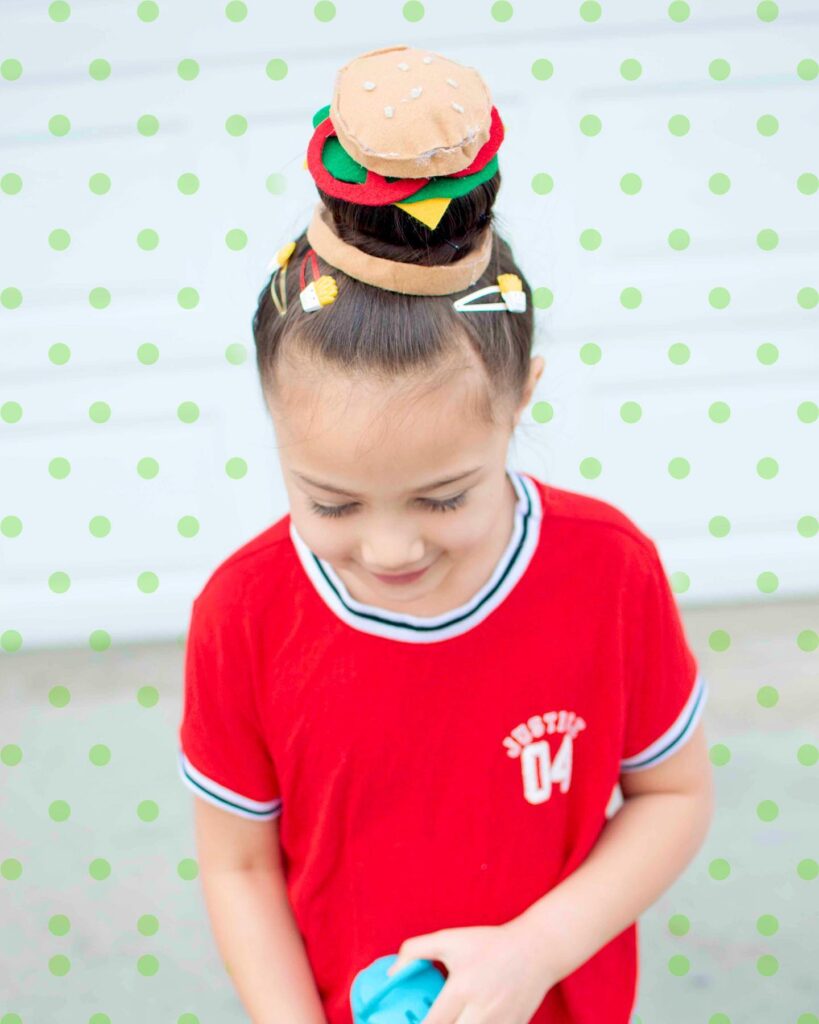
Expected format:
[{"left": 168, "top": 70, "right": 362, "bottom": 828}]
[{"left": 350, "top": 955, "right": 446, "bottom": 1024}]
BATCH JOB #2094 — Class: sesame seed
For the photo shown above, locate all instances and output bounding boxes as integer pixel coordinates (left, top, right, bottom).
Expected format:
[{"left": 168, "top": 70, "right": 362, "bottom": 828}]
[
  {"left": 422, "top": 56, "right": 433, "bottom": 63},
  {"left": 362, "top": 81, "right": 376, "bottom": 90},
  {"left": 409, "top": 86, "right": 423, "bottom": 98},
  {"left": 452, "top": 102, "right": 464, "bottom": 113},
  {"left": 397, "top": 62, "right": 410, "bottom": 71},
  {"left": 447, "top": 78, "right": 459, "bottom": 87},
  {"left": 384, "top": 106, "right": 394, "bottom": 118}
]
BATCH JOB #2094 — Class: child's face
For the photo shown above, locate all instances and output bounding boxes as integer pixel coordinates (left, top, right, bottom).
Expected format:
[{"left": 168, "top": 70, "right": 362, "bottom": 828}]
[{"left": 268, "top": 353, "right": 528, "bottom": 607}]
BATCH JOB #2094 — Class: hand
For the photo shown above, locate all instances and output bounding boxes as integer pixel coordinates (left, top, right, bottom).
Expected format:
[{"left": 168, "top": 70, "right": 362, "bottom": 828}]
[{"left": 385, "top": 918, "right": 558, "bottom": 1024}]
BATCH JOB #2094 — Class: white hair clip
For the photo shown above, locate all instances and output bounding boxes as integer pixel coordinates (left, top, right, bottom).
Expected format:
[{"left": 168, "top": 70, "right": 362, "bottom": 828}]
[{"left": 453, "top": 274, "right": 526, "bottom": 313}]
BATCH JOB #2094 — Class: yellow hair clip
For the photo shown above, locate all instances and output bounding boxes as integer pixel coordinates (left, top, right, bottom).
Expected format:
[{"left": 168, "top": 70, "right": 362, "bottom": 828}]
[
  {"left": 299, "top": 248, "right": 338, "bottom": 312},
  {"left": 453, "top": 273, "right": 526, "bottom": 314},
  {"left": 267, "top": 241, "right": 296, "bottom": 316}
]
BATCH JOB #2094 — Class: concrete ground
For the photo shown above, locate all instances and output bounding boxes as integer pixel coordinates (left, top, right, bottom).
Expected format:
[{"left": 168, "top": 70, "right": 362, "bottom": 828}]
[{"left": 1, "top": 598, "right": 817, "bottom": 1024}]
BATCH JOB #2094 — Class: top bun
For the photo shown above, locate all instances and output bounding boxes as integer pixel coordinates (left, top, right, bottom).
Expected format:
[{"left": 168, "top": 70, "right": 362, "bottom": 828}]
[{"left": 328, "top": 43, "right": 494, "bottom": 179}]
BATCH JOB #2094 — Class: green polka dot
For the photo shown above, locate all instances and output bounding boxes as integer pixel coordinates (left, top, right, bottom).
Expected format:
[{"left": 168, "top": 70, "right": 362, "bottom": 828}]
[
  {"left": 797, "top": 59, "right": 819, "bottom": 81},
  {"left": 756, "top": 0, "right": 778, "bottom": 21},
  {"left": 668, "top": 342, "right": 690, "bottom": 364},
  {"left": 49, "top": 913, "right": 71, "bottom": 936},
  {"left": 1, "top": 858, "right": 23, "bottom": 880},
  {"left": 579, "top": 229, "right": 601, "bottom": 251},
  {"left": 796, "top": 173, "right": 817, "bottom": 195},
  {"left": 798, "top": 629, "right": 818, "bottom": 652},
  {"left": 797, "top": 858, "right": 817, "bottom": 880},
  {"left": 89, "top": 516, "right": 111, "bottom": 538},
  {"left": 402, "top": 0, "right": 425, "bottom": 19},
  {"left": 137, "top": 799, "right": 159, "bottom": 822},
  {"left": 49, "top": 1, "right": 71, "bottom": 21},
  {"left": 797, "top": 287, "right": 818, "bottom": 309},
  {"left": 225, "top": 114, "right": 247, "bottom": 137},
  {"left": 620, "top": 173, "right": 642, "bottom": 195},
  {"left": 177, "top": 173, "right": 200, "bottom": 195},
  {"left": 178, "top": 58, "right": 199, "bottom": 80},
  {"left": 756, "top": 342, "right": 778, "bottom": 365},
  {"left": 1, "top": 287, "right": 23, "bottom": 309},
  {"left": 89, "top": 629, "right": 112, "bottom": 652},
  {"left": 313, "top": 1, "right": 336, "bottom": 21},
  {"left": 710, "top": 743, "right": 731, "bottom": 766},
  {"left": 709, "top": 58, "right": 731, "bottom": 81},
  {"left": 178, "top": 857, "right": 199, "bottom": 880},
  {"left": 1, "top": 59, "right": 24, "bottom": 81},
  {"left": 225, "top": 1, "right": 247, "bottom": 21},
  {"left": 137, "top": 229, "right": 159, "bottom": 251},
  {"left": 89, "top": 401, "right": 111, "bottom": 424},
  {"left": 138, "top": 913, "right": 160, "bottom": 936},
  {"left": 177, "top": 516, "right": 200, "bottom": 538},
  {"left": 620, "top": 287, "right": 642, "bottom": 309},
  {"left": 49, "top": 954, "right": 70, "bottom": 976},
  {"left": 708, "top": 401, "right": 730, "bottom": 423},
  {"left": 532, "top": 287, "right": 553, "bottom": 309},
  {"left": 49, "top": 342, "right": 71, "bottom": 364},
  {"left": 796, "top": 400, "right": 817, "bottom": 423},
  {"left": 1, "top": 743, "right": 23, "bottom": 766},
  {"left": 177, "top": 288, "right": 199, "bottom": 309},
  {"left": 49, "top": 685, "right": 71, "bottom": 707},
  {"left": 266, "top": 58, "right": 288, "bottom": 81},
  {"left": 491, "top": 1, "right": 514, "bottom": 21},
  {"left": 756, "top": 114, "right": 779, "bottom": 137},
  {"left": 137, "top": 1, "right": 159, "bottom": 22},
  {"left": 709, "top": 516, "right": 731, "bottom": 538},
  {"left": 756, "top": 914, "right": 779, "bottom": 936},
  {"left": 137, "top": 571, "right": 159, "bottom": 594},
  {"left": 798, "top": 743, "right": 818, "bottom": 766},
  {"left": 266, "top": 172, "right": 287, "bottom": 195},
  {"left": 668, "top": 229, "right": 690, "bottom": 251},
  {"left": 178, "top": 401, "right": 200, "bottom": 423},
  {"left": 49, "top": 800, "right": 70, "bottom": 822},
  {"left": 757, "top": 457, "right": 778, "bottom": 479},
  {"left": 89, "top": 744, "right": 111, "bottom": 766},
  {"left": 225, "top": 228, "right": 247, "bottom": 251},
  {"left": 1, "top": 516, "right": 23, "bottom": 538},
  {"left": 580, "top": 343, "right": 601, "bottom": 365},
  {"left": 137, "top": 684, "right": 159, "bottom": 708},
  {"left": 668, "top": 1, "right": 690, "bottom": 21},
  {"left": 531, "top": 173, "right": 553, "bottom": 195},
  {"left": 757, "top": 799, "right": 779, "bottom": 822},
  {"left": 225, "top": 457, "right": 248, "bottom": 479},
  {"left": 2, "top": 172, "right": 23, "bottom": 194},
  {"left": 668, "top": 954, "right": 690, "bottom": 976},
  {"left": 757, "top": 571, "right": 778, "bottom": 594},
  {"left": 225, "top": 342, "right": 246, "bottom": 365},
  {"left": 49, "top": 228, "right": 71, "bottom": 251},
  {"left": 756, "top": 953, "right": 779, "bottom": 975},
  {"left": 668, "top": 114, "right": 690, "bottom": 137},
  {"left": 89, "top": 172, "right": 111, "bottom": 195},
  {"left": 620, "top": 59, "right": 642, "bottom": 81},
  {"left": 579, "top": 1, "right": 602, "bottom": 22},
  {"left": 49, "top": 457, "right": 71, "bottom": 480},
  {"left": 669, "top": 570, "right": 690, "bottom": 594},
  {"left": 757, "top": 228, "right": 779, "bottom": 251},
  {"left": 48, "top": 114, "right": 71, "bottom": 137},
  {"left": 709, "top": 629, "right": 731, "bottom": 652},
  {"left": 89, "top": 1015, "right": 113, "bottom": 1024},
  {"left": 138, "top": 342, "right": 160, "bottom": 365},
  {"left": 797, "top": 515, "right": 818, "bottom": 538},
  {"left": 579, "top": 114, "right": 602, "bottom": 137},
  {"left": 137, "top": 114, "right": 159, "bottom": 137},
  {"left": 668, "top": 457, "right": 690, "bottom": 479},
  {"left": 530, "top": 399, "right": 554, "bottom": 424},
  {"left": 48, "top": 572, "right": 71, "bottom": 595},
  {"left": 757, "top": 685, "right": 779, "bottom": 708},
  {"left": 89, "top": 59, "right": 111, "bottom": 81},
  {"left": 579, "top": 457, "right": 602, "bottom": 480},
  {"left": 1, "top": 401, "right": 22, "bottom": 424},
  {"left": 620, "top": 401, "right": 642, "bottom": 424},
  {"left": 89, "top": 858, "right": 111, "bottom": 880},
  {"left": 531, "top": 59, "right": 554, "bottom": 81},
  {"left": 137, "top": 457, "right": 159, "bottom": 479},
  {"left": 89, "top": 287, "right": 111, "bottom": 309},
  {"left": 668, "top": 913, "right": 690, "bottom": 936},
  {"left": 1, "top": 630, "right": 23, "bottom": 653},
  {"left": 708, "top": 858, "right": 731, "bottom": 880},
  {"left": 709, "top": 173, "right": 731, "bottom": 195}
]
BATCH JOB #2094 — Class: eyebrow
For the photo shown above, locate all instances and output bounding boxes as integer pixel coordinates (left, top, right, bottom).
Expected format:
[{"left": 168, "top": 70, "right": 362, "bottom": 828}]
[{"left": 291, "top": 466, "right": 484, "bottom": 499}]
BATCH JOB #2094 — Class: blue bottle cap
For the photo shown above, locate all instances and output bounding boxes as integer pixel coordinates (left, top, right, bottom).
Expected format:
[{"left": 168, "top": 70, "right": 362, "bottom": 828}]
[{"left": 350, "top": 954, "right": 446, "bottom": 1024}]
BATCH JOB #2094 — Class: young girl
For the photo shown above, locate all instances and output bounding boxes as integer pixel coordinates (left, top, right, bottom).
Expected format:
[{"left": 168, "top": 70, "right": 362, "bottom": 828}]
[{"left": 178, "top": 44, "right": 713, "bottom": 1024}]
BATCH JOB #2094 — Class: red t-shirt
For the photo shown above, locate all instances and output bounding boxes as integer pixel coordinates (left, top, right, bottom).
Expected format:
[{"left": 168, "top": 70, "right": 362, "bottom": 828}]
[{"left": 178, "top": 469, "right": 708, "bottom": 1024}]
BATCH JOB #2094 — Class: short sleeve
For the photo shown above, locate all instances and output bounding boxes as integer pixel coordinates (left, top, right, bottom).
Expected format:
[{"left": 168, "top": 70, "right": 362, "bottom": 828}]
[
  {"left": 620, "top": 540, "right": 709, "bottom": 774},
  {"left": 177, "top": 586, "right": 282, "bottom": 821}
]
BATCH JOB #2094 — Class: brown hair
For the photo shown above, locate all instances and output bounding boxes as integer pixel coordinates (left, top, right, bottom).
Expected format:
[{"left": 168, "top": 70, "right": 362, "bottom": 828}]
[{"left": 252, "top": 169, "right": 534, "bottom": 430}]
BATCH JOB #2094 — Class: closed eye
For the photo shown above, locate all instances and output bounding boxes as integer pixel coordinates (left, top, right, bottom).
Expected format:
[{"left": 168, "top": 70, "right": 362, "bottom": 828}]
[{"left": 308, "top": 491, "right": 468, "bottom": 519}]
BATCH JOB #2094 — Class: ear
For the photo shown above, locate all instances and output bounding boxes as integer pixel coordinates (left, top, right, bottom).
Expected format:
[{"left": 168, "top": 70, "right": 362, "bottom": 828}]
[{"left": 512, "top": 355, "right": 545, "bottom": 428}]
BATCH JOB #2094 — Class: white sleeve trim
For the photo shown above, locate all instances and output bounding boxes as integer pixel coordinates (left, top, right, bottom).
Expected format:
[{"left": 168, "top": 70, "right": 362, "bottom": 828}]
[
  {"left": 619, "top": 672, "right": 709, "bottom": 774},
  {"left": 177, "top": 749, "right": 283, "bottom": 821}
]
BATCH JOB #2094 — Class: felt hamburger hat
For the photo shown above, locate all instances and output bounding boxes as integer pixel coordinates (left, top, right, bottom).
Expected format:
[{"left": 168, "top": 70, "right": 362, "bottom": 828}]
[{"left": 303, "top": 43, "right": 505, "bottom": 230}]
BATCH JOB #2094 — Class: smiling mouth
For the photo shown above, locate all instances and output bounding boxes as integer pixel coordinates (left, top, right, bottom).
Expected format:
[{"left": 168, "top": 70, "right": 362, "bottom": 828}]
[{"left": 369, "top": 559, "right": 436, "bottom": 583}]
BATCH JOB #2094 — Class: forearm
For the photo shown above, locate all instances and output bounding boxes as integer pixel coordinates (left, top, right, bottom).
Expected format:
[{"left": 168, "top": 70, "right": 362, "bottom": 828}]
[
  {"left": 513, "top": 791, "right": 714, "bottom": 982},
  {"left": 200, "top": 866, "right": 327, "bottom": 1024}
]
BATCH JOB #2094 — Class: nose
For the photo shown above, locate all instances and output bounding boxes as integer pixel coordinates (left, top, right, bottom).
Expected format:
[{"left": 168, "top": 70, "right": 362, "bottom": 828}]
[{"left": 361, "top": 533, "right": 426, "bottom": 573}]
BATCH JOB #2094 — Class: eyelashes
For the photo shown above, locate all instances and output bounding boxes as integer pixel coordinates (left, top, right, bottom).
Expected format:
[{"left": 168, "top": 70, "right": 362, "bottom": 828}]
[{"left": 308, "top": 491, "right": 468, "bottom": 519}]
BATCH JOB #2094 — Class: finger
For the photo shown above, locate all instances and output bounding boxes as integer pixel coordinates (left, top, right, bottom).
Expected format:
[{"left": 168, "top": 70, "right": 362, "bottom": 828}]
[{"left": 418, "top": 980, "right": 465, "bottom": 1024}]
